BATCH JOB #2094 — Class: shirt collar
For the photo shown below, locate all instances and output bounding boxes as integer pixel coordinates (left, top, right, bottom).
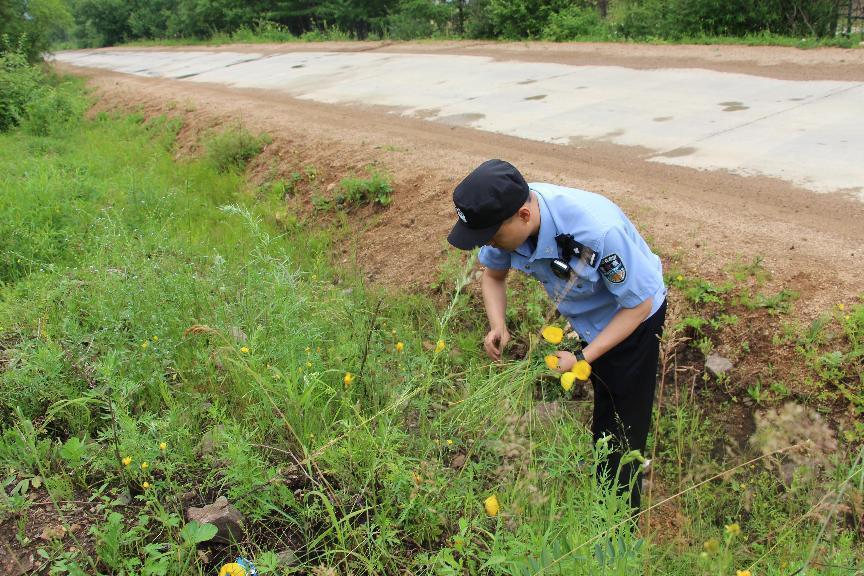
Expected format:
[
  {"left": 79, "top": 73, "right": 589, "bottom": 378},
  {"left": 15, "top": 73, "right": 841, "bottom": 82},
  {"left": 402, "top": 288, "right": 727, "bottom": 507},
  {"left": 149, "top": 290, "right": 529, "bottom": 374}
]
[{"left": 513, "top": 187, "right": 559, "bottom": 262}]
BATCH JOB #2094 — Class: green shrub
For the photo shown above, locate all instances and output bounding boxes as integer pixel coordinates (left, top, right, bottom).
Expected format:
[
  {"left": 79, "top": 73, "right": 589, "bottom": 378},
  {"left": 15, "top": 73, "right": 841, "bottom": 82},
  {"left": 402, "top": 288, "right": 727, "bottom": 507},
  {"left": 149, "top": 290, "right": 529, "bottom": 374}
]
[
  {"left": 614, "top": 0, "right": 846, "bottom": 40},
  {"left": 24, "top": 83, "right": 85, "bottom": 136},
  {"left": 388, "top": 0, "right": 453, "bottom": 40},
  {"left": 204, "top": 126, "right": 269, "bottom": 173},
  {"left": 0, "top": 339, "right": 87, "bottom": 428},
  {"left": 0, "top": 46, "right": 42, "bottom": 131},
  {"left": 614, "top": 0, "right": 675, "bottom": 39},
  {"left": 336, "top": 167, "right": 394, "bottom": 207},
  {"left": 487, "top": 0, "right": 581, "bottom": 39},
  {"left": 542, "top": 5, "right": 606, "bottom": 40},
  {"left": 231, "top": 20, "right": 297, "bottom": 43},
  {"left": 300, "top": 25, "right": 352, "bottom": 42}
]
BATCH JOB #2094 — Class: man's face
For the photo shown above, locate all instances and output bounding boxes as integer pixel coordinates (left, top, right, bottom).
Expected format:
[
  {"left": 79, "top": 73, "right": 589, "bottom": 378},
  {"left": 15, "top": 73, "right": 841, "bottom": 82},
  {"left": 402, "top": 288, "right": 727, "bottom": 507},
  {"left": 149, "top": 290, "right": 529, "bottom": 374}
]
[{"left": 487, "top": 207, "right": 532, "bottom": 251}]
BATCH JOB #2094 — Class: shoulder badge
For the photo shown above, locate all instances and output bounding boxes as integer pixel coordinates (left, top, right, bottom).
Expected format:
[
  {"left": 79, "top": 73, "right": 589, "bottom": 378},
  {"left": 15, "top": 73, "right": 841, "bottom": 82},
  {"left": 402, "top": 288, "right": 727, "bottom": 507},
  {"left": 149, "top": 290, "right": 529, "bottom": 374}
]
[{"left": 599, "top": 254, "right": 626, "bottom": 283}]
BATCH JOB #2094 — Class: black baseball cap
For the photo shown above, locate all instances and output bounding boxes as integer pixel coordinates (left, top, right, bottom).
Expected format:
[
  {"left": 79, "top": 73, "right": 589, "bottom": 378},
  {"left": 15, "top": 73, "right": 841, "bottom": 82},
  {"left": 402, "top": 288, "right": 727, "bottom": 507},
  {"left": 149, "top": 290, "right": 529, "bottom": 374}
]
[{"left": 447, "top": 159, "right": 529, "bottom": 250}]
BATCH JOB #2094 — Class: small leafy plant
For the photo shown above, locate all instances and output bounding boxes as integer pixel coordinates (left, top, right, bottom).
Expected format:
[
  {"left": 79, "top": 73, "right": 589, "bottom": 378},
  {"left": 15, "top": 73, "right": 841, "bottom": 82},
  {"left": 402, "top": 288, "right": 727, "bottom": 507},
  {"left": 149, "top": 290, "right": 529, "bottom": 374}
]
[
  {"left": 204, "top": 125, "right": 270, "bottom": 173},
  {"left": 336, "top": 166, "right": 394, "bottom": 207}
]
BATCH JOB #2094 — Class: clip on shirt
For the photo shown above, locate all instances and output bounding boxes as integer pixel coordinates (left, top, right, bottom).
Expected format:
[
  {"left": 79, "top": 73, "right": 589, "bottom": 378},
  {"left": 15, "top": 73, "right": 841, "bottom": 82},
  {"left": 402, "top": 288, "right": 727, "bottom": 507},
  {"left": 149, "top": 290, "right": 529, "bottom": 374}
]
[{"left": 551, "top": 234, "right": 598, "bottom": 279}]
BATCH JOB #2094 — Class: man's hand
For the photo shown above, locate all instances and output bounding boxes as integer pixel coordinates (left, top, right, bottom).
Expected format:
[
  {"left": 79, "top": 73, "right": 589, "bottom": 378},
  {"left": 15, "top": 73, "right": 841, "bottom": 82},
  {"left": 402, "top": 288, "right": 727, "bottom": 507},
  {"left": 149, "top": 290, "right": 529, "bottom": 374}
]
[
  {"left": 554, "top": 350, "right": 577, "bottom": 372},
  {"left": 483, "top": 327, "right": 510, "bottom": 361}
]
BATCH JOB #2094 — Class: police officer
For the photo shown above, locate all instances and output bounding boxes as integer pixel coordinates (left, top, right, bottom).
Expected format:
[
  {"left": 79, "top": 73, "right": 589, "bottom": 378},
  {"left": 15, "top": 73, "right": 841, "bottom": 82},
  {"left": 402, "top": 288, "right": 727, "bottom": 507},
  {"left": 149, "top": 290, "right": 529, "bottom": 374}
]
[{"left": 447, "top": 159, "right": 667, "bottom": 511}]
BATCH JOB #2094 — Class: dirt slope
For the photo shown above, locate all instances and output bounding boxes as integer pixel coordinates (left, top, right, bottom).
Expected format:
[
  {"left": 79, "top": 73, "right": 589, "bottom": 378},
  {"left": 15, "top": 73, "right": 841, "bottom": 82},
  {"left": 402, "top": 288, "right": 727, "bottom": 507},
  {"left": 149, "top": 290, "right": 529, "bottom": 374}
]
[{"left": 54, "top": 42, "right": 864, "bottom": 315}]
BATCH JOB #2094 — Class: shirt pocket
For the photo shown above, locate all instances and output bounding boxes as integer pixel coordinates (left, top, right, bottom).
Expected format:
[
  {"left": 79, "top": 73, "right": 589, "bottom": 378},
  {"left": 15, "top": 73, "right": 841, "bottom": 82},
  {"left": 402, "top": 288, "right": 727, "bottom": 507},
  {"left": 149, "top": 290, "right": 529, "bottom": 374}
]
[
  {"left": 538, "top": 259, "right": 601, "bottom": 300},
  {"left": 565, "top": 264, "right": 602, "bottom": 299}
]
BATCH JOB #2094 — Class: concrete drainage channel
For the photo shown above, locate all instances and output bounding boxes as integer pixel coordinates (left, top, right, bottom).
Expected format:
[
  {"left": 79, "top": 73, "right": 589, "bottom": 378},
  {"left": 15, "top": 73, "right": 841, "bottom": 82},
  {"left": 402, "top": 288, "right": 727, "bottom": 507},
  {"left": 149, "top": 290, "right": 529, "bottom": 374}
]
[{"left": 54, "top": 49, "right": 864, "bottom": 201}]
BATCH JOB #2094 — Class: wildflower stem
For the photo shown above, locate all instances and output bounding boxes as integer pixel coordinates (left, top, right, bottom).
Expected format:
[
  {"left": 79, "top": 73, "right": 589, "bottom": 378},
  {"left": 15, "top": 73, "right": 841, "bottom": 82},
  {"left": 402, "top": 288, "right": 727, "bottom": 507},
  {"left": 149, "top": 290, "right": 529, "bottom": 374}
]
[
  {"left": 357, "top": 298, "right": 382, "bottom": 390},
  {"left": 104, "top": 394, "right": 128, "bottom": 489}
]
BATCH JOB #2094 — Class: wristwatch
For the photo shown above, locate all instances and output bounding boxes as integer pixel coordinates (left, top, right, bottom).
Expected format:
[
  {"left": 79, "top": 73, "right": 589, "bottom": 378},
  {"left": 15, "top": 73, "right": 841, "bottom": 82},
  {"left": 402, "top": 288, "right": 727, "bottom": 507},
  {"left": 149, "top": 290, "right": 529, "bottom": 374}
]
[{"left": 575, "top": 349, "right": 586, "bottom": 363}]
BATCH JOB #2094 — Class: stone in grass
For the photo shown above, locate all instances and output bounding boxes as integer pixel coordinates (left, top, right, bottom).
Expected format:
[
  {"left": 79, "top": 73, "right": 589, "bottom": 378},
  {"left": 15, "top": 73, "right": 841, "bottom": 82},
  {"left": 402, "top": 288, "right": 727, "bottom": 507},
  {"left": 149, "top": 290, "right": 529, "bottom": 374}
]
[
  {"left": 229, "top": 326, "right": 248, "bottom": 343},
  {"left": 197, "top": 424, "right": 225, "bottom": 456},
  {"left": 186, "top": 496, "right": 245, "bottom": 544},
  {"left": 705, "top": 353, "right": 733, "bottom": 378},
  {"left": 277, "top": 549, "right": 299, "bottom": 567}
]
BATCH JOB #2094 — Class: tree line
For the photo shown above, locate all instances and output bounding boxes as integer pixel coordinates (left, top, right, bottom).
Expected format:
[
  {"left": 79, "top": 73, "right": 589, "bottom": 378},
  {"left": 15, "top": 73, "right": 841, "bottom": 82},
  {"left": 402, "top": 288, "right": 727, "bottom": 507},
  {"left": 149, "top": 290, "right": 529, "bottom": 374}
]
[{"left": 1, "top": 0, "right": 853, "bottom": 60}]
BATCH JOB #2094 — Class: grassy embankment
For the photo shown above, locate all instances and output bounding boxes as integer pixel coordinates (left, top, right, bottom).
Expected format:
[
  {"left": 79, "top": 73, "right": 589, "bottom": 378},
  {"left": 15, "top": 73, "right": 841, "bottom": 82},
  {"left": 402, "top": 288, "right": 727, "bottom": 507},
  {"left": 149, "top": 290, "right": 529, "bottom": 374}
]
[
  {"left": 112, "top": 31, "right": 861, "bottom": 49},
  {"left": 1, "top": 75, "right": 862, "bottom": 575}
]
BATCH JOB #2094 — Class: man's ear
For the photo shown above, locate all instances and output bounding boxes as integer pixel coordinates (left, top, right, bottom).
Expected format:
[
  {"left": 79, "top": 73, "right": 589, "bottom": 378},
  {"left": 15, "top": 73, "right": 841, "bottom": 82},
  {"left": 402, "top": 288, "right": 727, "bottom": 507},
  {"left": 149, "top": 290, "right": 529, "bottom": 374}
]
[{"left": 517, "top": 204, "right": 531, "bottom": 223}]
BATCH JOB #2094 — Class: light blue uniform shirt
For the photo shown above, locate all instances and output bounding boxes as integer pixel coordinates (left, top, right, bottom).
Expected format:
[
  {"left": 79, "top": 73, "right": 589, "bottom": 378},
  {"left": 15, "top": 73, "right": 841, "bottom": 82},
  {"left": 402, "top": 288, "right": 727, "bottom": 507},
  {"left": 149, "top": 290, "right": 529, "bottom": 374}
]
[{"left": 478, "top": 183, "right": 666, "bottom": 343}]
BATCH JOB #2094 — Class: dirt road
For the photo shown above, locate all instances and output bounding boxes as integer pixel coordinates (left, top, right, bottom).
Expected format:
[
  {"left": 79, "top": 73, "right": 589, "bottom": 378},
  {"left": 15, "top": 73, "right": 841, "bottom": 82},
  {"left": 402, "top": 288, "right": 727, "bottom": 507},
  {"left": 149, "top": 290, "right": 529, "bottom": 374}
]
[{"left": 55, "top": 41, "right": 864, "bottom": 313}]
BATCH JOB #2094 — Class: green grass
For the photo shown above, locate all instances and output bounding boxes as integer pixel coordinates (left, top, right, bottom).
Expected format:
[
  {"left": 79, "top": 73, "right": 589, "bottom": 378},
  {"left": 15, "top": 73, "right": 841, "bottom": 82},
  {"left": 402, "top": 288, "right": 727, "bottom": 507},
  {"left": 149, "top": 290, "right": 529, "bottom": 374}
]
[
  {"left": 86, "top": 26, "right": 863, "bottom": 51},
  {"left": 1, "top": 79, "right": 862, "bottom": 575}
]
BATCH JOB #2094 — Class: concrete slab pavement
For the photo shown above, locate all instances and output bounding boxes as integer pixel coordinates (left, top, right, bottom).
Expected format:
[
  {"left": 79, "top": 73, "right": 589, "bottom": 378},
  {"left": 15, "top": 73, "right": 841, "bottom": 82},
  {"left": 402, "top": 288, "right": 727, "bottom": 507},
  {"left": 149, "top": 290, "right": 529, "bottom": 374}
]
[{"left": 54, "top": 49, "right": 864, "bottom": 200}]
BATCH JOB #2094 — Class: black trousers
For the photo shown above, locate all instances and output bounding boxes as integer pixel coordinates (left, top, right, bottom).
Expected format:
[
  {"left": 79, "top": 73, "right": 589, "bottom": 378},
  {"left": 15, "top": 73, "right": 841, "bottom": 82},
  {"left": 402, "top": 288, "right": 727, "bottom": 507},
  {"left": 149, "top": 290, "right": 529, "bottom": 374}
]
[{"left": 590, "top": 299, "right": 666, "bottom": 511}]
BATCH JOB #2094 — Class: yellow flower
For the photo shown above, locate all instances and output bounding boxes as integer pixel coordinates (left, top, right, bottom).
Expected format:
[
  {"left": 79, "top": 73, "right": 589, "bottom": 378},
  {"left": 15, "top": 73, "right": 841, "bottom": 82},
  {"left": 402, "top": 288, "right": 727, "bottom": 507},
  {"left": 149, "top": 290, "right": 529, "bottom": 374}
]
[
  {"left": 446, "top": 439, "right": 454, "bottom": 446},
  {"left": 702, "top": 538, "right": 720, "bottom": 554},
  {"left": 141, "top": 341, "right": 149, "bottom": 349},
  {"left": 676, "top": 275, "right": 683, "bottom": 282},
  {"left": 736, "top": 571, "right": 751, "bottom": 576},
  {"left": 152, "top": 335, "right": 158, "bottom": 342},
  {"left": 541, "top": 326, "right": 563, "bottom": 344},
  {"left": 141, "top": 461, "right": 149, "bottom": 470},
  {"left": 560, "top": 371, "right": 576, "bottom": 391},
  {"left": 240, "top": 346, "right": 249, "bottom": 354},
  {"left": 544, "top": 354, "right": 559, "bottom": 370},
  {"left": 344, "top": 372, "right": 355, "bottom": 387},
  {"left": 219, "top": 563, "right": 247, "bottom": 576},
  {"left": 725, "top": 523, "right": 741, "bottom": 537},
  {"left": 572, "top": 360, "right": 592, "bottom": 381},
  {"left": 159, "top": 442, "right": 167, "bottom": 451},
  {"left": 122, "top": 456, "right": 132, "bottom": 467},
  {"left": 484, "top": 495, "right": 500, "bottom": 517},
  {"left": 305, "top": 346, "right": 311, "bottom": 353},
  {"left": 435, "top": 339, "right": 446, "bottom": 353},
  {"left": 306, "top": 361, "right": 312, "bottom": 368},
  {"left": 395, "top": 341, "right": 405, "bottom": 352},
  {"left": 837, "top": 303, "right": 845, "bottom": 311},
  {"left": 142, "top": 481, "right": 150, "bottom": 489}
]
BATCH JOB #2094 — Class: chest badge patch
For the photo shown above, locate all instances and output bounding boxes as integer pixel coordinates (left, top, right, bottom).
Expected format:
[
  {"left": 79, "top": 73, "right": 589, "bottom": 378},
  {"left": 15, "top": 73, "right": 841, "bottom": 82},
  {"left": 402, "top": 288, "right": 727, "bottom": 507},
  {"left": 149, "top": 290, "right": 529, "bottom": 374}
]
[{"left": 599, "top": 254, "right": 626, "bottom": 283}]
